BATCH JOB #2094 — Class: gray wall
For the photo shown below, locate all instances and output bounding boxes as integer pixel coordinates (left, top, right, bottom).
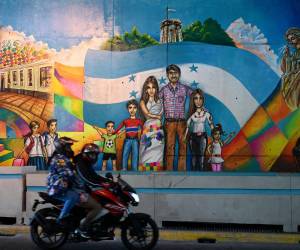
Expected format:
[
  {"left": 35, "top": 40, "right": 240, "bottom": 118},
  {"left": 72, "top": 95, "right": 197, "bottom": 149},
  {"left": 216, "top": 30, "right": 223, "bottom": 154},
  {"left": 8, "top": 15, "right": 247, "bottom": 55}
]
[
  {"left": 0, "top": 167, "right": 35, "bottom": 224},
  {"left": 1, "top": 168, "right": 300, "bottom": 232}
]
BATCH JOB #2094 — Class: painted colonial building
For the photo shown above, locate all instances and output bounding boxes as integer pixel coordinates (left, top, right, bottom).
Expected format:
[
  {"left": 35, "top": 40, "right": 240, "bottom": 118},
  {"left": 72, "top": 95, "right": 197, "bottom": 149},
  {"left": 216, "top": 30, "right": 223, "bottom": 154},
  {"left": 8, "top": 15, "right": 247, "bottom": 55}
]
[{"left": 0, "top": 59, "right": 53, "bottom": 98}]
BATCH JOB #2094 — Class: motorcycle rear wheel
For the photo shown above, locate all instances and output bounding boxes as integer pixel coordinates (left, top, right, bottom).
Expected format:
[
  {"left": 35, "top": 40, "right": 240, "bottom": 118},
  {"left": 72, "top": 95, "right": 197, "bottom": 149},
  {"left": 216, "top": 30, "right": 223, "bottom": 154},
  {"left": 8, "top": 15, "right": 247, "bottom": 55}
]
[
  {"left": 121, "top": 216, "right": 159, "bottom": 250},
  {"left": 30, "top": 208, "right": 68, "bottom": 249}
]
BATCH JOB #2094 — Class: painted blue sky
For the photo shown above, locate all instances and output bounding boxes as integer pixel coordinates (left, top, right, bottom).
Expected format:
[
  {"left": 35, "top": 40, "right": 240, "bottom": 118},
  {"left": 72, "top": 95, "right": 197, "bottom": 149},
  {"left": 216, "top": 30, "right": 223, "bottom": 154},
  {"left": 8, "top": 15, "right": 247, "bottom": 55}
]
[{"left": 0, "top": 0, "right": 299, "bottom": 53}]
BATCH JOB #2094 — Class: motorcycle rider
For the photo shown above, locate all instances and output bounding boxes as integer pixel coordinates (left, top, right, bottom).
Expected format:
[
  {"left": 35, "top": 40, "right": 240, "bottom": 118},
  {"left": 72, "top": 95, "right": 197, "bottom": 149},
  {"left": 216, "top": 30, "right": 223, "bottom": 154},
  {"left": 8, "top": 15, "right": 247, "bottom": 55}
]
[
  {"left": 33, "top": 141, "right": 159, "bottom": 249},
  {"left": 47, "top": 138, "right": 106, "bottom": 238},
  {"left": 47, "top": 137, "right": 80, "bottom": 224},
  {"left": 74, "top": 143, "right": 112, "bottom": 235}
]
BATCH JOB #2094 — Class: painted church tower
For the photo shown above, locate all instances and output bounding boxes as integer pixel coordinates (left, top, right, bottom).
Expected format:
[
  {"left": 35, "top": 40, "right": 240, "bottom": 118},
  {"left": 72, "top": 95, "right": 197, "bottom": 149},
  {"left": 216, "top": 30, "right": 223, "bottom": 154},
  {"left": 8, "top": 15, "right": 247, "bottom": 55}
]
[{"left": 160, "top": 19, "right": 183, "bottom": 43}]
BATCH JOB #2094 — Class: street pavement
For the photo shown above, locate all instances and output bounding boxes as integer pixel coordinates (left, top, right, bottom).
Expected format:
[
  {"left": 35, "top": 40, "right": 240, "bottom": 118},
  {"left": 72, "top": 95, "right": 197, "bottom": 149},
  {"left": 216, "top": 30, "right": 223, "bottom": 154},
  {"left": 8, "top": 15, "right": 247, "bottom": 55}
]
[{"left": 1, "top": 233, "right": 300, "bottom": 250}]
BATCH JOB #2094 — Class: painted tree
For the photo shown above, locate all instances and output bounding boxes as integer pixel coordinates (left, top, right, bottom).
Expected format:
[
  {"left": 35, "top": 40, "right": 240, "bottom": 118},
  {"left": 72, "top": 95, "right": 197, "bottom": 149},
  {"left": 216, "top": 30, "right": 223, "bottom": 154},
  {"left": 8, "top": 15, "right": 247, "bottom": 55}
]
[
  {"left": 102, "top": 27, "right": 159, "bottom": 51},
  {"left": 182, "top": 18, "right": 235, "bottom": 46}
]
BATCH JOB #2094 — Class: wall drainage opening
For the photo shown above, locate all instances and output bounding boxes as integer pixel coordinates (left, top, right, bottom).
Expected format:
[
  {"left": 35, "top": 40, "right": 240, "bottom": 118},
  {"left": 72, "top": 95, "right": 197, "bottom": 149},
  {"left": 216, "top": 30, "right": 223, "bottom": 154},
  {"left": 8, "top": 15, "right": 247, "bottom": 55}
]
[
  {"left": 162, "top": 221, "right": 283, "bottom": 233},
  {"left": 198, "top": 238, "right": 216, "bottom": 243},
  {"left": 0, "top": 217, "right": 16, "bottom": 225}
]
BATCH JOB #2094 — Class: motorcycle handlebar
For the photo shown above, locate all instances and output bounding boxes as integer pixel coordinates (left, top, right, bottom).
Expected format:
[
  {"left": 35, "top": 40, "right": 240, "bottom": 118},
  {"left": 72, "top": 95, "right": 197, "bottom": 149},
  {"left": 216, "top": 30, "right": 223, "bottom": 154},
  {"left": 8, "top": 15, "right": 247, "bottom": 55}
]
[{"left": 105, "top": 172, "right": 113, "bottom": 180}]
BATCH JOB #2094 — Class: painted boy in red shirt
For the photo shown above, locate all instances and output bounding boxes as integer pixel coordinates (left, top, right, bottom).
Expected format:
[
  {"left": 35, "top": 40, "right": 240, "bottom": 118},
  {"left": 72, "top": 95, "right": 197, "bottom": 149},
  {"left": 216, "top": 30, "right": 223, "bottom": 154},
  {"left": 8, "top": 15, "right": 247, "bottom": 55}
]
[{"left": 115, "top": 99, "right": 143, "bottom": 171}]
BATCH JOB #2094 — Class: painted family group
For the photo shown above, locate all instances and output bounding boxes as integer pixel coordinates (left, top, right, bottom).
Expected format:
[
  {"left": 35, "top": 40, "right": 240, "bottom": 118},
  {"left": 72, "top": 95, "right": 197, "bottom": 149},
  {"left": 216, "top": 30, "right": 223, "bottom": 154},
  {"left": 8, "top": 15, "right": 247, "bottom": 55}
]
[{"left": 23, "top": 64, "right": 234, "bottom": 172}]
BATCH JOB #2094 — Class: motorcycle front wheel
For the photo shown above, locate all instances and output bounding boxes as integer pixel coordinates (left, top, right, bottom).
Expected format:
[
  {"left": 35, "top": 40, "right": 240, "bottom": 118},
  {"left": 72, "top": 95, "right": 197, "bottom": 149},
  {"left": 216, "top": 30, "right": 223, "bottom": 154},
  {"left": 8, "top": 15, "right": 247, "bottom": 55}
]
[
  {"left": 30, "top": 208, "right": 68, "bottom": 249},
  {"left": 121, "top": 216, "right": 159, "bottom": 250}
]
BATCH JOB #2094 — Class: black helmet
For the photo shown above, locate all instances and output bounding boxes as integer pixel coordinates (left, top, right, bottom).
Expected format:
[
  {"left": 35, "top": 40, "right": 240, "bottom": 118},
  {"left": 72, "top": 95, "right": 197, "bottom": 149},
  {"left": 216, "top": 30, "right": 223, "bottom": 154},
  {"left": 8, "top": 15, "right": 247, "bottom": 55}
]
[
  {"left": 81, "top": 143, "right": 99, "bottom": 164},
  {"left": 54, "top": 137, "right": 77, "bottom": 158}
]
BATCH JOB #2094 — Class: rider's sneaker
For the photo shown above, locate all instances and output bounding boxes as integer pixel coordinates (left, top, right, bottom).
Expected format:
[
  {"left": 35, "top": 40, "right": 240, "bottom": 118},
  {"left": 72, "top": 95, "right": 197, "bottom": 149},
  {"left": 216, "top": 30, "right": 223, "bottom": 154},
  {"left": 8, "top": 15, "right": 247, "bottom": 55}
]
[
  {"left": 75, "top": 228, "right": 90, "bottom": 239},
  {"left": 98, "top": 228, "right": 115, "bottom": 238},
  {"left": 56, "top": 215, "right": 71, "bottom": 230}
]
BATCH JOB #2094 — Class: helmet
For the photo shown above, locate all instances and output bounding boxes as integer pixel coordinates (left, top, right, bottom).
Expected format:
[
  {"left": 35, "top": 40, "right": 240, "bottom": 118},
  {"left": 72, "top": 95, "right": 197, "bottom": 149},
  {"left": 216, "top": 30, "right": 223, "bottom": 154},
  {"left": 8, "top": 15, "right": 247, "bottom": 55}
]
[
  {"left": 54, "top": 137, "right": 77, "bottom": 158},
  {"left": 81, "top": 143, "right": 99, "bottom": 164}
]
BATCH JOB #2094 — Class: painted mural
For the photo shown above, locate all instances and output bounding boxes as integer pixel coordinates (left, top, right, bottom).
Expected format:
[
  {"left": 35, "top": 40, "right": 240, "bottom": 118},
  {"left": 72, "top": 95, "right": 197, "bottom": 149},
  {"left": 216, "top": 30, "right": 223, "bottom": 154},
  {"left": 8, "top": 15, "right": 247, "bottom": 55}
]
[{"left": 0, "top": 0, "right": 299, "bottom": 172}]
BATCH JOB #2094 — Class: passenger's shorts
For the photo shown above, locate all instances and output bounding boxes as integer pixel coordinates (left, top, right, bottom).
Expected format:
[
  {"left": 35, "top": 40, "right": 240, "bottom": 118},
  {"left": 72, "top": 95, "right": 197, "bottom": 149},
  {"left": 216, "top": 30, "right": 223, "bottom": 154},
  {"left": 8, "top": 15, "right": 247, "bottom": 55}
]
[{"left": 103, "top": 153, "right": 117, "bottom": 160}]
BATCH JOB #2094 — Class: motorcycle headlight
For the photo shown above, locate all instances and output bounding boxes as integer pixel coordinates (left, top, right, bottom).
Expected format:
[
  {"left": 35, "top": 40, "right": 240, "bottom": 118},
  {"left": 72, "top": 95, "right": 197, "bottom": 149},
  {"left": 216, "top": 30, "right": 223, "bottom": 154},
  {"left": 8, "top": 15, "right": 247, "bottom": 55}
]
[{"left": 130, "top": 192, "right": 139, "bottom": 205}]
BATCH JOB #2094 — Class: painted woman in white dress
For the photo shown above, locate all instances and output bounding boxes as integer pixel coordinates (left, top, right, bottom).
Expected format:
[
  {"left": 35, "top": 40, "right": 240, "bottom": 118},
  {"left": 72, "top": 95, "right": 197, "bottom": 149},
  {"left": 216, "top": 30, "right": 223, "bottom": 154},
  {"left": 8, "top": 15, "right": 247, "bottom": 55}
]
[{"left": 139, "top": 76, "right": 164, "bottom": 171}]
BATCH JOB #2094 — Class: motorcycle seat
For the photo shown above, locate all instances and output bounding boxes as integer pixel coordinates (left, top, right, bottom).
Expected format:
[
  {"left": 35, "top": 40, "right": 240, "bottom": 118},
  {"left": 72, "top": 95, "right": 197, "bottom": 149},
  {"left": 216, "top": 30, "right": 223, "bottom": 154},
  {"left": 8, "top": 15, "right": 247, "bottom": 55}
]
[{"left": 38, "top": 192, "right": 63, "bottom": 205}]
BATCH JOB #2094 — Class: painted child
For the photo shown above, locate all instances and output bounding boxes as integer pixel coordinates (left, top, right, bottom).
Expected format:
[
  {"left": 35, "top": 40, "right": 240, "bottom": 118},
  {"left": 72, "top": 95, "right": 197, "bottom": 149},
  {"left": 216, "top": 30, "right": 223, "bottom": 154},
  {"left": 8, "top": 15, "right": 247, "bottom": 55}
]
[
  {"left": 94, "top": 121, "right": 119, "bottom": 171},
  {"left": 25, "top": 120, "right": 47, "bottom": 170},
  {"left": 207, "top": 124, "right": 234, "bottom": 172},
  {"left": 115, "top": 99, "right": 143, "bottom": 171},
  {"left": 43, "top": 119, "right": 59, "bottom": 161}
]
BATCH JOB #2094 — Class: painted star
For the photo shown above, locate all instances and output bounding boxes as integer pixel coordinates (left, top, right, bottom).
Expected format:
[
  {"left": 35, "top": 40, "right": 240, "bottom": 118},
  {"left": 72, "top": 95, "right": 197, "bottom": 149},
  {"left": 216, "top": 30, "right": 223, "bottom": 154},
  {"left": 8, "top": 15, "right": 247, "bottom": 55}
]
[
  {"left": 189, "top": 64, "right": 198, "bottom": 72},
  {"left": 128, "top": 74, "right": 136, "bottom": 83},
  {"left": 159, "top": 76, "right": 167, "bottom": 85},
  {"left": 129, "top": 90, "right": 138, "bottom": 98},
  {"left": 191, "top": 80, "right": 200, "bottom": 89}
]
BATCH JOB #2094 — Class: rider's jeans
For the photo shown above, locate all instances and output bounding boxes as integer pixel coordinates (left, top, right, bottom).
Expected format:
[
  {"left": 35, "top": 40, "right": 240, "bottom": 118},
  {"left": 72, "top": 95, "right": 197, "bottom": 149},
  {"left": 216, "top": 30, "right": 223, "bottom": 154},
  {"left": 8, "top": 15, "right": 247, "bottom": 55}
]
[{"left": 54, "top": 189, "right": 80, "bottom": 220}]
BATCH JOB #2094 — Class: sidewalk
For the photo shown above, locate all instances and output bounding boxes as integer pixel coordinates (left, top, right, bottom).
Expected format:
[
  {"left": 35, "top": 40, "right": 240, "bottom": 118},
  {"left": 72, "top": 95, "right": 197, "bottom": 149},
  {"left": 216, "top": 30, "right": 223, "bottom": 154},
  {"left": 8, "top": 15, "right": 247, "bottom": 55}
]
[{"left": 1, "top": 225, "right": 300, "bottom": 244}]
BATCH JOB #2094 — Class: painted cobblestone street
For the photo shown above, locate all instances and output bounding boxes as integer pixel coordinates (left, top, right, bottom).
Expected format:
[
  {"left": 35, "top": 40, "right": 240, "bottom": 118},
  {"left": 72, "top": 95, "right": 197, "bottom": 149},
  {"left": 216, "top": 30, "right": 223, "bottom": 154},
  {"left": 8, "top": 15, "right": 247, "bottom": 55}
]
[{"left": 0, "top": 91, "right": 53, "bottom": 129}]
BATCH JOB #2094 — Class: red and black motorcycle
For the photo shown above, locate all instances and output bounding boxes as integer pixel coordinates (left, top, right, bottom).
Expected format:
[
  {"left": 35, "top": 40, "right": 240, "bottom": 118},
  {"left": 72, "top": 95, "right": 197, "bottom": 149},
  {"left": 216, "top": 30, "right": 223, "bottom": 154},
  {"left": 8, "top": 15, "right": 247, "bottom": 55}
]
[{"left": 30, "top": 173, "right": 159, "bottom": 250}]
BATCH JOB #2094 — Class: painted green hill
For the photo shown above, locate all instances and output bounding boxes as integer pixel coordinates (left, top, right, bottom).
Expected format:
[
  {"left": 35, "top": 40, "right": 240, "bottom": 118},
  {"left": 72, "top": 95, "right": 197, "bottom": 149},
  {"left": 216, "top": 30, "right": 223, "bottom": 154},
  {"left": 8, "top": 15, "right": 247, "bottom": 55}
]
[
  {"left": 182, "top": 18, "right": 235, "bottom": 46},
  {"left": 101, "top": 26, "right": 159, "bottom": 51}
]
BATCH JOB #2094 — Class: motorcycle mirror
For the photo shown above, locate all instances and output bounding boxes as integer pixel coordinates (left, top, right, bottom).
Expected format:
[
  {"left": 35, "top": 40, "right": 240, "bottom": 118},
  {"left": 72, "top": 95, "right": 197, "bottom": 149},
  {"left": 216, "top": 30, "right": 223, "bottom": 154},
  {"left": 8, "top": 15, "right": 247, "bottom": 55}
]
[
  {"left": 105, "top": 172, "right": 113, "bottom": 180},
  {"left": 117, "top": 173, "right": 121, "bottom": 179}
]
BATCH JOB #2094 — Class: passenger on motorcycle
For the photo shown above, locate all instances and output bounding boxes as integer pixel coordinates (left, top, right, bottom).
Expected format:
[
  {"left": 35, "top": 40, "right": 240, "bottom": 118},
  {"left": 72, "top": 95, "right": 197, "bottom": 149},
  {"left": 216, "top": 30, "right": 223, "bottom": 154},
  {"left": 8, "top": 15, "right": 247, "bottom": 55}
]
[
  {"left": 47, "top": 138, "right": 105, "bottom": 237},
  {"left": 47, "top": 137, "right": 80, "bottom": 223},
  {"left": 74, "top": 143, "right": 111, "bottom": 235}
]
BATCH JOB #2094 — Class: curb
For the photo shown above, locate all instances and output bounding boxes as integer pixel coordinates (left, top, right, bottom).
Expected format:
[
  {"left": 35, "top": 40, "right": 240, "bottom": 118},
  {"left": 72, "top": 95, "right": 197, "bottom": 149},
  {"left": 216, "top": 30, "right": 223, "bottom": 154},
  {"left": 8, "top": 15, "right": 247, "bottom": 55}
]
[
  {"left": 160, "top": 230, "right": 300, "bottom": 243},
  {"left": 0, "top": 225, "right": 29, "bottom": 235},
  {"left": 1, "top": 225, "right": 300, "bottom": 244}
]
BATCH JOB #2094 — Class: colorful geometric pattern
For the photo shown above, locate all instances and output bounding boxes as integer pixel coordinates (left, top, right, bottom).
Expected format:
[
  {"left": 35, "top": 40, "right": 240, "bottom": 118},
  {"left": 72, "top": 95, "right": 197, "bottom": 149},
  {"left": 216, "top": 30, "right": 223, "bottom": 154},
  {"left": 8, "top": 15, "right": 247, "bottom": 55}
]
[
  {"left": 53, "top": 62, "right": 84, "bottom": 99},
  {"left": 52, "top": 62, "right": 84, "bottom": 132},
  {"left": 139, "top": 162, "right": 164, "bottom": 171},
  {"left": 223, "top": 82, "right": 299, "bottom": 172},
  {"left": 0, "top": 109, "right": 30, "bottom": 138}
]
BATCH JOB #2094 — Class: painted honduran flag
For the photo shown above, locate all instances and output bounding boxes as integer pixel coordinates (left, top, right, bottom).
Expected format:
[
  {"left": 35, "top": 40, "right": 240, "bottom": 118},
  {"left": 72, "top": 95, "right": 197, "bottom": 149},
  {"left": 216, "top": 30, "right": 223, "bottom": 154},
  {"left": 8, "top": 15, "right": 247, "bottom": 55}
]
[{"left": 83, "top": 42, "right": 280, "bottom": 136}]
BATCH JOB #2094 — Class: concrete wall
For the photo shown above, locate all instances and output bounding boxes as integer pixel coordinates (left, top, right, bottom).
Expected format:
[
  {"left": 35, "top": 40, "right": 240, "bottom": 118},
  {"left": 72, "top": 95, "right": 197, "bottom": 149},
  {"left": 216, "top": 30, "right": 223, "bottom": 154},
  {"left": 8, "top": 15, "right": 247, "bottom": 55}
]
[
  {"left": 0, "top": 166, "right": 35, "bottom": 224},
  {"left": 153, "top": 173, "right": 295, "bottom": 231},
  {"left": 2, "top": 169, "right": 300, "bottom": 232}
]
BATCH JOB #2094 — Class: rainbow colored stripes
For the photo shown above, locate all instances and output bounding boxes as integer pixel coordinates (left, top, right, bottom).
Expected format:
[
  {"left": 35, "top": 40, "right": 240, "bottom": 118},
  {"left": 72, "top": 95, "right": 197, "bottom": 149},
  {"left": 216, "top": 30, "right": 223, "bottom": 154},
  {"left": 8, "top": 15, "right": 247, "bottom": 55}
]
[{"left": 52, "top": 62, "right": 84, "bottom": 132}]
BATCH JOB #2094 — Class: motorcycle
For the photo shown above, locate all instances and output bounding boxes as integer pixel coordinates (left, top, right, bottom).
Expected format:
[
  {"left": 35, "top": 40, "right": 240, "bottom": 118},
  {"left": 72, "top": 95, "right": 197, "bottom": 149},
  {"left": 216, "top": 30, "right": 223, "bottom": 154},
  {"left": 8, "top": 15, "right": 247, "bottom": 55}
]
[{"left": 30, "top": 173, "right": 159, "bottom": 250}]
